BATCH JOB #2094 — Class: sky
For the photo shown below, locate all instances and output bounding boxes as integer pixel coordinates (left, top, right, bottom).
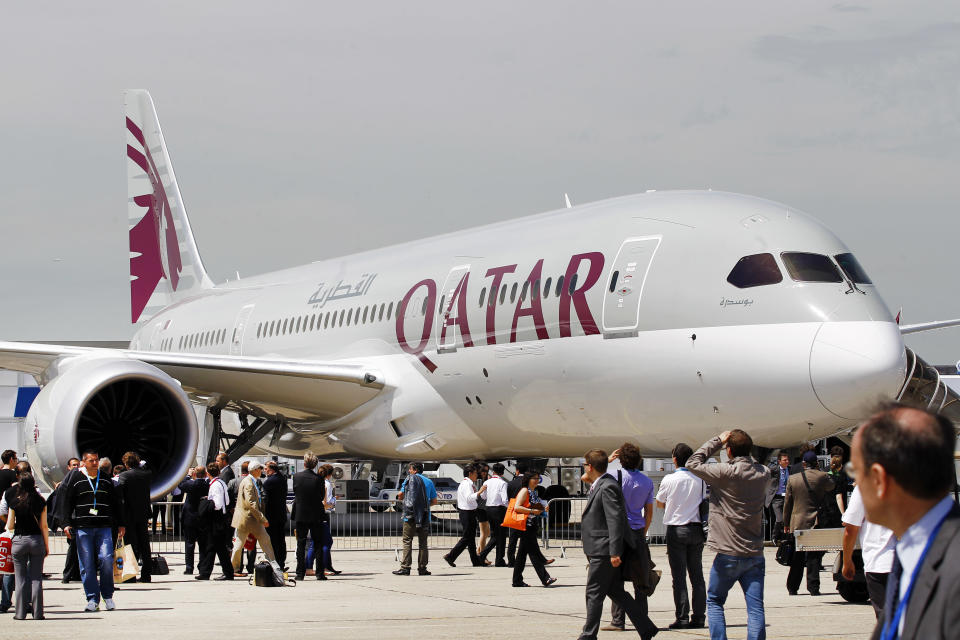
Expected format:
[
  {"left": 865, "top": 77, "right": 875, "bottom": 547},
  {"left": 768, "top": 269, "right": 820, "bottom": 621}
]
[{"left": 1, "top": 2, "right": 959, "bottom": 362}]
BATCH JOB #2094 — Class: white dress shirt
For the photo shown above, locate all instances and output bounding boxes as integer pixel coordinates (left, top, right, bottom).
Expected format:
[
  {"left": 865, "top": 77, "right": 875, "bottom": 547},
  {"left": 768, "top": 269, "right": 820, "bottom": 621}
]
[
  {"left": 841, "top": 486, "right": 895, "bottom": 574},
  {"left": 656, "top": 468, "right": 706, "bottom": 526},
  {"left": 325, "top": 479, "right": 336, "bottom": 512},
  {"left": 208, "top": 477, "right": 229, "bottom": 513},
  {"left": 481, "top": 475, "right": 508, "bottom": 507},
  {"left": 456, "top": 477, "right": 479, "bottom": 510},
  {"left": 895, "top": 495, "right": 954, "bottom": 635}
]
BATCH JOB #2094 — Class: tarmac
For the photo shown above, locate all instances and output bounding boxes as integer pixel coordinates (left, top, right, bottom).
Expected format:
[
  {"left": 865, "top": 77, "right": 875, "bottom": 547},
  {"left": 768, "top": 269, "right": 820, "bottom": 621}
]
[{"left": 0, "top": 545, "right": 877, "bottom": 639}]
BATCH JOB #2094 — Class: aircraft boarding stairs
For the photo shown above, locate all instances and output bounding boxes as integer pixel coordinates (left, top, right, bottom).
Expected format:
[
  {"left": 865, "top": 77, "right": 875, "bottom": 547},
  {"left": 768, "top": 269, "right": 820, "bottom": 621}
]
[{"left": 896, "top": 347, "right": 960, "bottom": 425}]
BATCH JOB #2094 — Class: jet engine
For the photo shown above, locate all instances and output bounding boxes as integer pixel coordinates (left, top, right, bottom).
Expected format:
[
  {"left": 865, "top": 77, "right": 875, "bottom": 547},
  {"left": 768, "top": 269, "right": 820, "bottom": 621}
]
[{"left": 24, "top": 356, "right": 198, "bottom": 500}]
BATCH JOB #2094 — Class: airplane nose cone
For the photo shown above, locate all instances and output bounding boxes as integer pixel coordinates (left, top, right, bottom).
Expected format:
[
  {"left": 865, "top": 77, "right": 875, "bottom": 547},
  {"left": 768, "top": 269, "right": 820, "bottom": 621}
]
[{"left": 809, "top": 321, "right": 907, "bottom": 420}]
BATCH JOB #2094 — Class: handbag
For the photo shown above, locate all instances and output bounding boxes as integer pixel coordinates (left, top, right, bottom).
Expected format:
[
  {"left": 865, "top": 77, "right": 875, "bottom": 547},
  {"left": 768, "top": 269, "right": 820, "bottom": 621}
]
[
  {"left": 114, "top": 538, "right": 139, "bottom": 583},
  {"left": 0, "top": 531, "right": 13, "bottom": 575},
  {"left": 775, "top": 536, "right": 795, "bottom": 567},
  {"left": 501, "top": 496, "right": 528, "bottom": 531},
  {"left": 151, "top": 554, "right": 169, "bottom": 575},
  {"left": 800, "top": 469, "right": 840, "bottom": 529}
]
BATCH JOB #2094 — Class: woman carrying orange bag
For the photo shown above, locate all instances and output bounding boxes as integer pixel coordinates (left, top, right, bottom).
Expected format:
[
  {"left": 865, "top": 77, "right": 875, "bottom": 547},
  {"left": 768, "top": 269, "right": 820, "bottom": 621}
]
[{"left": 511, "top": 471, "right": 557, "bottom": 588}]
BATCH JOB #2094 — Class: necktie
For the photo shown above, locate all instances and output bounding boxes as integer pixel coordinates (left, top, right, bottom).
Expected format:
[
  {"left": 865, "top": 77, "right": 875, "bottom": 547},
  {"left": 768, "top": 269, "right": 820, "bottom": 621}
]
[{"left": 883, "top": 550, "right": 903, "bottom": 629}]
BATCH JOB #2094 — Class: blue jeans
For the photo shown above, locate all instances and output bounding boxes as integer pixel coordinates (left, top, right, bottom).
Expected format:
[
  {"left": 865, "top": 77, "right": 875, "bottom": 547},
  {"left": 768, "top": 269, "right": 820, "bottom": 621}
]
[
  {"left": 707, "top": 553, "right": 765, "bottom": 640},
  {"left": 0, "top": 573, "right": 13, "bottom": 610},
  {"left": 76, "top": 527, "right": 115, "bottom": 603},
  {"left": 320, "top": 520, "right": 334, "bottom": 570}
]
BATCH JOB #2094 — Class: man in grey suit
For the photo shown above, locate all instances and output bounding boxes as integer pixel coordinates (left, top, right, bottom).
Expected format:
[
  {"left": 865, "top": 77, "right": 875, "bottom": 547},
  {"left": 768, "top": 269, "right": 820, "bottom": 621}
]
[
  {"left": 578, "top": 449, "right": 658, "bottom": 640},
  {"left": 853, "top": 404, "right": 960, "bottom": 640}
]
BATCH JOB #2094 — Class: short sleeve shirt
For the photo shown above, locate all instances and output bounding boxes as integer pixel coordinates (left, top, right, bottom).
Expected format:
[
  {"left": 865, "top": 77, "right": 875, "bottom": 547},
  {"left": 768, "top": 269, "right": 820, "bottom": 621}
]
[
  {"left": 841, "top": 486, "right": 895, "bottom": 573},
  {"left": 656, "top": 468, "right": 706, "bottom": 526},
  {"left": 620, "top": 469, "right": 654, "bottom": 530}
]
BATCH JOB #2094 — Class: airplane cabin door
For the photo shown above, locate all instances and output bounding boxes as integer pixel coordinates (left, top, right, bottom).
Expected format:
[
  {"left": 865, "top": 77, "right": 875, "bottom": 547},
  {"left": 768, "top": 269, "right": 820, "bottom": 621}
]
[
  {"left": 230, "top": 304, "right": 256, "bottom": 356},
  {"left": 601, "top": 237, "right": 661, "bottom": 337},
  {"left": 436, "top": 264, "right": 471, "bottom": 353}
]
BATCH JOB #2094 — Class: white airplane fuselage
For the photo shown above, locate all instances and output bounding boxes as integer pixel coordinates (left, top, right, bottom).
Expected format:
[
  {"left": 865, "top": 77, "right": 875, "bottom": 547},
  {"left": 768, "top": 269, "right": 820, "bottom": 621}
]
[{"left": 130, "top": 190, "right": 907, "bottom": 460}]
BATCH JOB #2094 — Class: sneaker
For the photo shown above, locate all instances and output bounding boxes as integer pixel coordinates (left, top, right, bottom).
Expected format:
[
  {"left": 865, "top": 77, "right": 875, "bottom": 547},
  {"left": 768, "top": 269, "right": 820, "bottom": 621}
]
[
  {"left": 417, "top": 568, "right": 431, "bottom": 576},
  {"left": 392, "top": 568, "right": 411, "bottom": 576},
  {"left": 104, "top": 598, "right": 116, "bottom": 611},
  {"left": 84, "top": 600, "right": 99, "bottom": 612}
]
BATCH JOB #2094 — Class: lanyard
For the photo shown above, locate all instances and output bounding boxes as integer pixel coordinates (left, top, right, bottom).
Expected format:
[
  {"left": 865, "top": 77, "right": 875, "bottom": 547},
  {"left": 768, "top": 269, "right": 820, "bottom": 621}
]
[
  {"left": 86, "top": 471, "right": 101, "bottom": 510},
  {"left": 880, "top": 512, "right": 950, "bottom": 640}
]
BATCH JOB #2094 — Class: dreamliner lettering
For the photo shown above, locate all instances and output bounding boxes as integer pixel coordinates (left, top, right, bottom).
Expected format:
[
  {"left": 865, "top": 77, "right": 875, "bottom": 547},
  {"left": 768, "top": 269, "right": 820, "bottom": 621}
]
[{"left": 396, "top": 252, "right": 605, "bottom": 371}]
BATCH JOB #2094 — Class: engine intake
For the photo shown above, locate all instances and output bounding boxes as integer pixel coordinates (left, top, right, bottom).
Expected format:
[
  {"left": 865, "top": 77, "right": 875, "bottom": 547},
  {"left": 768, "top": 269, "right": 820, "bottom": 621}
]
[{"left": 25, "top": 356, "right": 198, "bottom": 500}]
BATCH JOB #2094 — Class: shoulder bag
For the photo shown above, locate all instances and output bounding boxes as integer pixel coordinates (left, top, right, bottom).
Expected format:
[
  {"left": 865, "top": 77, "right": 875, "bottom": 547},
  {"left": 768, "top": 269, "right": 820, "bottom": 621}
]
[{"left": 502, "top": 494, "right": 528, "bottom": 531}]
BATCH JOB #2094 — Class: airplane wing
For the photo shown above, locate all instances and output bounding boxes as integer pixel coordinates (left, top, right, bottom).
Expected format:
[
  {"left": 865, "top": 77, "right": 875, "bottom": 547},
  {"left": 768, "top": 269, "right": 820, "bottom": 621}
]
[
  {"left": 0, "top": 341, "right": 385, "bottom": 422},
  {"left": 899, "top": 318, "right": 960, "bottom": 335}
]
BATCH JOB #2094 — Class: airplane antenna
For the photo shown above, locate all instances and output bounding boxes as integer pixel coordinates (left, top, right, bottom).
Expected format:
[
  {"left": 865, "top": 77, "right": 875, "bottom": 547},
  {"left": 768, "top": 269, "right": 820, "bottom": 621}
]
[{"left": 564, "top": 193, "right": 572, "bottom": 209}]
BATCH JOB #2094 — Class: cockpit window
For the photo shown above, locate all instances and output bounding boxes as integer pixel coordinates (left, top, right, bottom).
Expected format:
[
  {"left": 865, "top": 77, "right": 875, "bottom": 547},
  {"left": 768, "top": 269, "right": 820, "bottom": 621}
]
[
  {"left": 726, "top": 253, "right": 783, "bottom": 288},
  {"left": 834, "top": 253, "right": 873, "bottom": 285},
  {"left": 781, "top": 252, "right": 843, "bottom": 283}
]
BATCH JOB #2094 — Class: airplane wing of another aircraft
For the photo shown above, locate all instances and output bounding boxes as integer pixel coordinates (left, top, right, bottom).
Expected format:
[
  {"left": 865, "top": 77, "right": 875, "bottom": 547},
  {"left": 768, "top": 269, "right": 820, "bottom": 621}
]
[{"left": 0, "top": 341, "right": 385, "bottom": 422}]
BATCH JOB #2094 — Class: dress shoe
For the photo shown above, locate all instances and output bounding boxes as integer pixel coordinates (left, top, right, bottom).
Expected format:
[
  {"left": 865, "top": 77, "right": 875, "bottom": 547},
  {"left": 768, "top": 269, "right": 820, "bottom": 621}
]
[
  {"left": 599, "top": 625, "right": 625, "bottom": 631},
  {"left": 392, "top": 568, "right": 411, "bottom": 576},
  {"left": 214, "top": 575, "right": 233, "bottom": 581},
  {"left": 325, "top": 569, "right": 342, "bottom": 575},
  {"left": 138, "top": 576, "right": 151, "bottom": 583},
  {"left": 194, "top": 575, "right": 210, "bottom": 580},
  {"left": 544, "top": 558, "right": 555, "bottom": 565},
  {"left": 809, "top": 590, "right": 821, "bottom": 596},
  {"left": 296, "top": 574, "right": 305, "bottom": 581},
  {"left": 788, "top": 589, "right": 798, "bottom": 595},
  {"left": 443, "top": 554, "right": 456, "bottom": 567},
  {"left": 512, "top": 581, "right": 530, "bottom": 587},
  {"left": 183, "top": 569, "right": 193, "bottom": 575},
  {"left": 641, "top": 629, "right": 658, "bottom": 640},
  {"left": 668, "top": 620, "right": 689, "bottom": 629},
  {"left": 688, "top": 620, "right": 706, "bottom": 629},
  {"left": 418, "top": 568, "right": 431, "bottom": 576},
  {"left": 543, "top": 577, "right": 557, "bottom": 587},
  {"left": 494, "top": 561, "right": 508, "bottom": 567},
  {"left": 317, "top": 574, "right": 327, "bottom": 580}
]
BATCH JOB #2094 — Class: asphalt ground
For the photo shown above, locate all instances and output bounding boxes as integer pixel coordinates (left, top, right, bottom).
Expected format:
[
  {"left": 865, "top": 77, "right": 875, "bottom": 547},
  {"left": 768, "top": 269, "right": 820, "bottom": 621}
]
[{"left": 0, "top": 543, "right": 877, "bottom": 639}]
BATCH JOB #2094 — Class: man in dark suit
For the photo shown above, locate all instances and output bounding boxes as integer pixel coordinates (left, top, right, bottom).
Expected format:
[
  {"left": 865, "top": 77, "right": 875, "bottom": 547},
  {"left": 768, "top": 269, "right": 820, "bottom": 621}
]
[
  {"left": 767, "top": 452, "right": 790, "bottom": 543},
  {"left": 505, "top": 461, "right": 527, "bottom": 567},
  {"left": 262, "top": 461, "right": 289, "bottom": 570},
  {"left": 292, "top": 452, "right": 327, "bottom": 580},
  {"left": 578, "top": 449, "right": 657, "bottom": 640},
  {"left": 117, "top": 452, "right": 154, "bottom": 583},
  {"left": 783, "top": 450, "right": 834, "bottom": 596},
  {"left": 853, "top": 404, "right": 960, "bottom": 640},
  {"left": 178, "top": 466, "right": 209, "bottom": 575},
  {"left": 50, "top": 457, "right": 82, "bottom": 582},
  {"left": 217, "top": 453, "right": 235, "bottom": 486}
]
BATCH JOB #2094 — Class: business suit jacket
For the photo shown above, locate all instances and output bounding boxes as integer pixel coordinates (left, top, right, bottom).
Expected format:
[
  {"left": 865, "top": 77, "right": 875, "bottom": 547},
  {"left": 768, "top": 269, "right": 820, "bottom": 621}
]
[
  {"left": 117, "top": 466, "right": 153, "bottom": 526},
  {"left": 506, "top": 476, "right": 523, "bottom": 500},
  {"left": 219, "top": 465, "right": 235, "bottom": 487},
  {"left": 871, "top": 503, "right": 960, "bottom": 640},
  {"left": 765, "top": 464, "right": 789, "bottom": 508},
  {"left": 262, "top": 472, "right": 288, "bottom": 525},
  {"left": 178, "top": 477, "right": 210, "bottom": 526},
  {"left": 581, "top": 474, "right": 632, "bottom": 558},
  {"left": 291, "top": 470, "right": 326, "bottom": 523},
  {"left": 783, "top": 467, "right": 834, "bottom": 532},
  {"left": 232, "top": 474, "right": 268, "bottom": 529}
]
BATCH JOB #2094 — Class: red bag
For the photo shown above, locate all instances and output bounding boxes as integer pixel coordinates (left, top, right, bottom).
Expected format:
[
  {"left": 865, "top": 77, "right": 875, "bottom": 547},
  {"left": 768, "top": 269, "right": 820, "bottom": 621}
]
[
  {"left": 501, "top": 496, "right": 529, "bottom": 531},
  {"left": 243, "top": 534, "right": 256, "bottom": 551},
  {"left": 0, "top": 533, "right": 13, "bottom": 575}
]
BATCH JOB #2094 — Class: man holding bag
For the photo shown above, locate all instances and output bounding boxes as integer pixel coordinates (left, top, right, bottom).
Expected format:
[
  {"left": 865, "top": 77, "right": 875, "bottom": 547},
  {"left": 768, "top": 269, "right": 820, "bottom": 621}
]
[{"left": 392, "top": 462, "right": 437, "bottom": 576}]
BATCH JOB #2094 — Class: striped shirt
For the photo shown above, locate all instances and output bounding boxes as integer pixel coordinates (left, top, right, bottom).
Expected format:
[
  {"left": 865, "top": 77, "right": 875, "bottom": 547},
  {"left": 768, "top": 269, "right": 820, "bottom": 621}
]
[{"left": 65, "top": 468, "right": 121, "bottom": 529}]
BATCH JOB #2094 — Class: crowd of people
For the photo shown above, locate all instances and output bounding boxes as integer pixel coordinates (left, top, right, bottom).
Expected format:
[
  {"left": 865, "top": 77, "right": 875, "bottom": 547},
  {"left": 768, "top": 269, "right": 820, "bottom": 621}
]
[{"left": 0, "top": 401, "right": 956, "bottom": 640}]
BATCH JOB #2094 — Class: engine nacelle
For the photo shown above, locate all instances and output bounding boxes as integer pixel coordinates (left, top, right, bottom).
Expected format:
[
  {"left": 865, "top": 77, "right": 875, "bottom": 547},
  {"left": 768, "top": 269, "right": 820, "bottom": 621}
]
[{"left": 24, "top": 355, "right": 198, "bottom": 500}]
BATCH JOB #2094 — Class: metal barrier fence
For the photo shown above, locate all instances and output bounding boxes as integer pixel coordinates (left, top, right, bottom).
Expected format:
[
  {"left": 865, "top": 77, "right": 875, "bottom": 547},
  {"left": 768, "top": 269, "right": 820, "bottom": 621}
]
[{"left": 48, "top": 500, "right": 473, "bottom": 556}]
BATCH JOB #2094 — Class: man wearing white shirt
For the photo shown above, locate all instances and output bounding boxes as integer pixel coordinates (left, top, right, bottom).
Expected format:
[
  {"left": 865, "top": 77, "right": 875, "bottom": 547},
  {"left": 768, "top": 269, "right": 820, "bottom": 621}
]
[
  {"left": 196, "top": 462, "right": 234, "bottom": 581},
  {"left": 851, "top": 404, "right": 960, "bottom": 640},
  {"left": 478, "top": 463, "right": 510, "bottom": 567},
  {"left": 443, "top": 463, "right": 488, "bottom": 568},
  {"left": 841, "top": 485, "right": 894, "bottom": 618},
  {"left": 656, "top": 443, "right": 707, "bottom": 630}
]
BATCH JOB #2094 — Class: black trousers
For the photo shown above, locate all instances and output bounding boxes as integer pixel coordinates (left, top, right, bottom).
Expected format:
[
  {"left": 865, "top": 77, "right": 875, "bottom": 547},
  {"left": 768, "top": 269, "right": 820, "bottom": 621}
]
[
  {"left": 183, "top": 521, "right": 201, "bottom": 572},
  {"left": 506, "top": 528, "right": 521, "bottom": 565},
  {"left": 865, "top": 571, "right": 888, "bottom": 619},
  {"left": 447, "top": 509, "right": 479, "bottom": 565},
  {"left": 611, "top": 532, "right": 651, "bottom": 628},
  {"left": 512, "top": 523, "right": 550, "bottom": 586},
  {"left": 665, "top": 523, "right": 706, "bottom": 624},
  {"left": 787, "top": 550, "right": 824, "bottom": 593},
  {"left": 63, "top": 534, "right": 81, "bottom": 581},
  {"left": 295, "top": 520, "right": 323, "bottom": 578},
  {"left": 579, "top": 555, "right": 657, "bottom": 640},
  {"left": 267, "top": 519, "right": 287, "bottom": 569},
  {"left": 479, "top": 506, "right": 507, "bottom": 564},
  {"left": 125, "top": 520, "right": 152, "bottom": 581},
  {"left": 198, "top": 516, "right": 234, "bottom": 578},
  {"left": 769, "top": 495, "right": 785, "bottom": 542}
]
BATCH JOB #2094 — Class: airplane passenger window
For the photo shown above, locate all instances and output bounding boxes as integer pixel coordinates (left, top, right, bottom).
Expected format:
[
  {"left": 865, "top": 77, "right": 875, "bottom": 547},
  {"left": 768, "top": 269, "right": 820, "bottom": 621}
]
[
  {"left": 282, "top": 319, "right": 288, "bottom": 335},
  {"left": 421, "top": 297, "right": 428, "bottom": 316},
  {"left": 568, "top": 273, "right": 578, "bottom": 294},
  {"left": 510, "top": 283, "right": 518, "bottom": 303},
  {"left": 363, "top": 306, "right": 369, "bottom": 323},
  {"left": 269, "top": 320, "right": 276, "bottom": 336},
  {"left": 726, "top": 253, "right": 783, "bottom": 288},
  {"left": 834, "top": 253, "right": 873, "bottom": 284},
  {"left": 379, "top": 303, "right": 385, "bottom": 321},
  {"left": 478, "top": 288, "right": 486, "bottom": 308},
  {"left": 339, "top": 310, "right": 345, "bottom": 327},
  {"left": 781, "top": 252, "right": 843, "bottom": 283},
  {"left": 347, "top": 309, "right": 353, "bottom": 325},
  {"left": 438, "top": 296, "right": 445, "bottom": 315},
  {"left": 387, "top": 302, "right": 393, "bottom": 320},
  {"left": 520, "top": 281, "right": 528, "bottom": 301},
  {"left": 295, "top": 317, "right": 301, "bottom": 333},
  {"left": 555, "top": 275, "right": 564, "bottom": 297},
  {"left": 532, "top": 279, "right": 540, "bottom": 299},
  {"left": 324, "top": 313, "right": 330, "bottom": 329},
  {"left": 609, "top": 271, "right": 619, "bottom": 293},
  {"left": 488, "top": 285, "right": 497, "bottom": 307},
  {"left": 543, "top": 277, "right": 551, "bottom": 299}
]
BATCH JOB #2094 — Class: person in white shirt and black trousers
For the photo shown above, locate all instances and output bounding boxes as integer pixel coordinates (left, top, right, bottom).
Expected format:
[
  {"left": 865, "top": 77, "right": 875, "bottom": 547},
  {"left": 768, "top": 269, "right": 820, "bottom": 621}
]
[
  {"left": 196, "top": 462, "right": 234, "bottom": 580},
  {"left": 656, "top": 442, "right": 707, "bottom": 630},
  {"left": 477, "top": 462, "right": 510, "bottom": 566},
  {"left": 444, "top": 463, "right": 489, "bottom": 568}
]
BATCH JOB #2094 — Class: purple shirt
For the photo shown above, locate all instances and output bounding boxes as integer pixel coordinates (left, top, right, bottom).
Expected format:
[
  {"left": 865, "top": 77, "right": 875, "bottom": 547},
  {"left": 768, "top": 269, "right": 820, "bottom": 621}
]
[{"left": 619, "top": 469, "right": 654, "bottom": 530}]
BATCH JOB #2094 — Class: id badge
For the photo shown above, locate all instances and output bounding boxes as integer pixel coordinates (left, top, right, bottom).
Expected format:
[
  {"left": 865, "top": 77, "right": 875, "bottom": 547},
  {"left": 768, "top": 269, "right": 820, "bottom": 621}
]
[{"left": 89, "top": 508, "right": 98, "bottom": 515}]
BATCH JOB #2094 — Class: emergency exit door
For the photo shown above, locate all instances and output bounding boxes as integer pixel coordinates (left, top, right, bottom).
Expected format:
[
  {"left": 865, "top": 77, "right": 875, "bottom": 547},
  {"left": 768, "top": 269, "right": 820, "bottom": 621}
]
[{"left": 601, "top": 237, "right": 661, "bottom": 337}]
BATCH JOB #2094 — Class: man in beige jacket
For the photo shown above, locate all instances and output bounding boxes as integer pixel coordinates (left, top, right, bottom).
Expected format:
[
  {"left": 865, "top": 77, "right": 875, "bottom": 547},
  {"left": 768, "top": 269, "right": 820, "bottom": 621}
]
[
  {"left": 230, "top": 461, "right": 277, "bottom": 574},
  {"left": 783, "top": 450, "right": 834, "bottom": 596}
]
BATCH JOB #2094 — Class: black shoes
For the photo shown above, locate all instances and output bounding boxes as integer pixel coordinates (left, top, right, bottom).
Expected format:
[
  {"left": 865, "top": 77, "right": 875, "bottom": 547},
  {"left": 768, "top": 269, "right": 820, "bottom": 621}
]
[
  {"left": 543, "top": 577, "right": 557, "bottom": 587},
  {"left": 325, "top": 569, "right": 342, "bottom": 575},
  {"left": 418, "top": 568, "right": 431, "bottom": 576},
  {"left": 512, "top": 581, "right": 530, "bottom": 587},
  {"left": 494, "top": 561, "right": 508, "bottom": 567},
  {"left": 194, "top": 575, "right": 210, "bottom": 580},
  {"left": 317, "top": 574, "right": 327, "bottom": 580},
  {"left": 183, "top": 569, "right": 193, "bottom": 575},
  {"left": 138, "top": 577, "right": 151, "bottom": 583},
  {"left": 788, "top": 589, "right": 798, "bottom": 595},
  {"left": 668, "top": 621, "right": 689, "bottom": 629},
  {"left": 443, "top": 554, "right": 456, "bottom": 567},
  {"left": 809, "top": 590, "right": 821, "bottom": 596},
  {"left": 296, "top": 574, "right": 305, "bottom": 581},
  {"left": 393, "top": 568, "right": 411, "bottom": 576}
]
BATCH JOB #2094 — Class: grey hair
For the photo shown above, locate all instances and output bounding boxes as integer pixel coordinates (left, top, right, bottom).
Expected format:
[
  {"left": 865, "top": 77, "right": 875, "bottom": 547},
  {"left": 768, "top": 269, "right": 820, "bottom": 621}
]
[{"left": 303, "top": 451, "right": 318, "bottom": 470}]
